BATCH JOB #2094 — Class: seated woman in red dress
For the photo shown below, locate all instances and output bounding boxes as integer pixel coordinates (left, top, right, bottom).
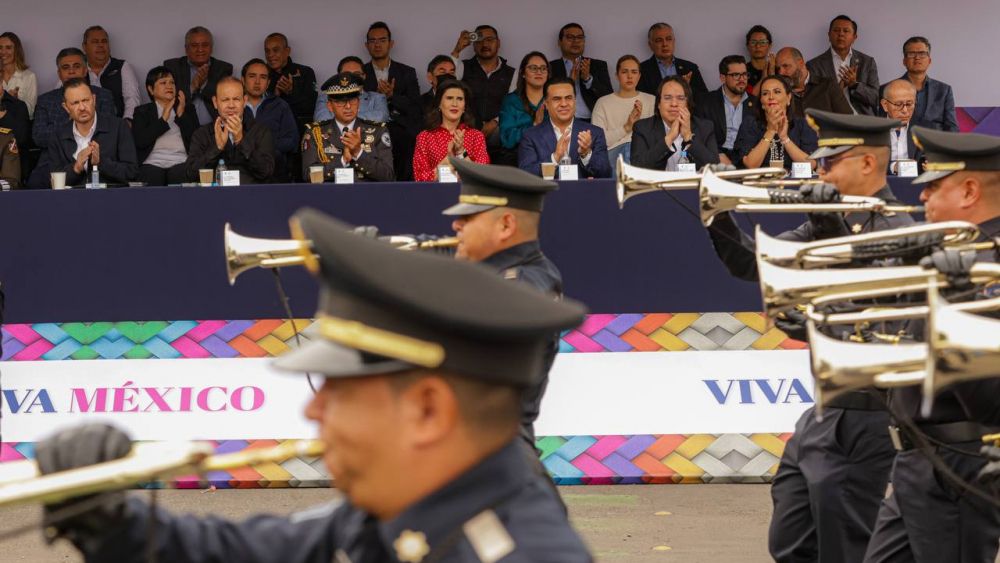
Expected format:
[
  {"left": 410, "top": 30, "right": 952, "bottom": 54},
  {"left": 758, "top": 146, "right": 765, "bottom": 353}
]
[{"left": 412, "top": 79, "right": 489, "bottom": 181}]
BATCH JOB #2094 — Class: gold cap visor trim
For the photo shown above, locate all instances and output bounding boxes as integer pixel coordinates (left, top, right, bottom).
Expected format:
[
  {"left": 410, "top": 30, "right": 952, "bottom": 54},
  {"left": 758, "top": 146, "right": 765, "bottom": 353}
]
[
  {"left": 317, "top": 315, "right": 446, "bottom": 368},
  {"left": 817, "top": 138, "right": 865, "bottom": 147},
  {"left": 288, "top": 217, "right": 321, "bottom": 275},
  {"left": 924, "top": 161, "right": 966, "bottom": 172},
  {"left": 459, "top": 194, "right": 509, "bottom": 206}
]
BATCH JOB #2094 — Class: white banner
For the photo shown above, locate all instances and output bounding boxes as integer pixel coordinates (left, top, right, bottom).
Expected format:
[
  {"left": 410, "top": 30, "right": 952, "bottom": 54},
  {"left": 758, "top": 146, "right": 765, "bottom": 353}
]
[{"left": 1, "top": 350, "right": 814, "bottom": 442}]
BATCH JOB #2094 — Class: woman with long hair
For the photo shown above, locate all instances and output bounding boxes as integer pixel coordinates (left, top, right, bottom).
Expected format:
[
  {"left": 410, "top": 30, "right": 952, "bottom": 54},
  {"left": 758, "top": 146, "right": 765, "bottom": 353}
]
[
  {"left": 0, "top": 32, "right": 38, "bottom": 117},
  {"left": 733, "top": 74, "right": 816, "bottom": 169},
  {"left": 592, "top": 54, "right": 655, "bottom": 168},
  {"left": 413, "top": 79, "right": 489, "bottom": 181},
  {"left": 499, "top": 51, "right": 548, "bottom": 151}
]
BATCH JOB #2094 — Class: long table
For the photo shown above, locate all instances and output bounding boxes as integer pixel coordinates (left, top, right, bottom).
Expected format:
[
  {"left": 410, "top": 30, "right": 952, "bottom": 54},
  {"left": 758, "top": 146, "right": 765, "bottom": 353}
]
[{"left": 0, "top": 178, "right": 923, "bottom": 323}]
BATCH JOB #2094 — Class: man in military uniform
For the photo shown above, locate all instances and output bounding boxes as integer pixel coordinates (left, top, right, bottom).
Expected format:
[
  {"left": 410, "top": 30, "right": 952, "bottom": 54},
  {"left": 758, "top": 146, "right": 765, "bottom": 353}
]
[
  {"left": 0, "top": 126, "right": 20, "bottom": 188},
  {"left": 441, "top": 157, "right": 563, "bottom": 446},
  {"left": 862, "top": 127, "right": 1000, "bottom": 563},
  {"left": 301, "top": 72, "right": 394, "bottom": 182},
  {"left": 705, "top": 109, "right": 915, "bottom": 563},
  {"left": 35, "top": 208, "right": 593, "bottom": 562}
]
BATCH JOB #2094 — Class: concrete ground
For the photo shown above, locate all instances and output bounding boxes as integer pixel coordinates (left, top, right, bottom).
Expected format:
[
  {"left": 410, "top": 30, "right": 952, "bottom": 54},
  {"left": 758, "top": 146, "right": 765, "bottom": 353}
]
[{"left": 0, "top": 484, "right": 773, "bottom": 562}]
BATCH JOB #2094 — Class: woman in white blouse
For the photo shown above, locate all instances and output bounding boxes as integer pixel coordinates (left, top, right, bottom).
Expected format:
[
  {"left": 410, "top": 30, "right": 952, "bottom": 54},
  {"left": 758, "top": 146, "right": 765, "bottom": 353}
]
[
  {"left": 0, "top": 32, "right": 38, "bottom": 117},
  {"left": 591, "top": 55, "right": 654, "bottom": 170}
]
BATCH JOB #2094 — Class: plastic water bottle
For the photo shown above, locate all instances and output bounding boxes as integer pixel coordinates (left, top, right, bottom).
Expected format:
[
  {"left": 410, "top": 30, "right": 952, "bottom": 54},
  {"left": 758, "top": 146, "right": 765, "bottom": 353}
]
[
  {"left": 677, "top": 150, "right": 690, "bottom": 166},
  {"left": 215, "top": 160, "right": 227, "bottom": 187},
  {"left": 559, "top": 155, "right": 572, "bottom": 166},
  {"left": 89, "top": 165, "right": 100, "bottom": 189}
]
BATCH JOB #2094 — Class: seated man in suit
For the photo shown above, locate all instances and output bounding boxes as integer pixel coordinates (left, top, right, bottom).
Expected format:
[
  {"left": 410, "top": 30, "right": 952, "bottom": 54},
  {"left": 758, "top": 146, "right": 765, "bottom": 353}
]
[
  {"left": 184, "top": 77, "right": 274, "bottom": 184},
  {"left": 880, "top": 79, "right": 923, "bottom": 172},
  {"left": 518, "top": 77, "right": 610, "bottom": 178},
  {"left": 548, "top": 23, "right": 612, "bottom": 121},
  {"left": 263, "top": 32, "right": 317, "bottom": 135},
  {"left": 696, "top": 55, "right": 754, "bottom": 165},
  {"left": 806, "top": 15, "right": 880, "bottom": 115},
  {"left": 776, "top": 46, "right": 852, "bottom": 119},
  {"left": 632, "top": 76, "right": 718, "bottom": 171},
  {"left": 886, "top": 36, "right": 958, "bottom": 132},
  {"left": 163, "top": 26, "right": 233, "bottom": 126},
  {"left": 637, "top": 22, "right": 707, "bottom": 98},
  {"left": 46, "top": 77, "right": 137, "bottom": 187},
  {"left": 242, "top": 58, "right": 298, "bottom": 182}
]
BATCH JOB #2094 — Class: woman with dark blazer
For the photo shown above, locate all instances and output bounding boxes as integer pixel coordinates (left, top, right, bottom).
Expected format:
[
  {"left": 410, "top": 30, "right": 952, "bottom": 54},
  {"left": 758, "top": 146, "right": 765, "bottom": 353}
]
[
  {"left": 630, "top": 76, "right": 719, "bottom": 170},
  {"left": 733, "top": 74, "right": 817, "bottom": 170},
  {"left": 132, "top": 67, "right": 198, "bottom": 185}
]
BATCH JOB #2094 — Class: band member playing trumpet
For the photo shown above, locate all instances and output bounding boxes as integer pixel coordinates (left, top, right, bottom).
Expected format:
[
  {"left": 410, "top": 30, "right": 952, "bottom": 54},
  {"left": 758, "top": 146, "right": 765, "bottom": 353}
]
[
  {"left": 863, "top": 127, "right": 1000, "bottom": 563},
  {"left": 707, "top": 109, "right": 915, "bottom": 563},
  {"left": 32, "top": 209, "right": 593, "bottom": 562}
]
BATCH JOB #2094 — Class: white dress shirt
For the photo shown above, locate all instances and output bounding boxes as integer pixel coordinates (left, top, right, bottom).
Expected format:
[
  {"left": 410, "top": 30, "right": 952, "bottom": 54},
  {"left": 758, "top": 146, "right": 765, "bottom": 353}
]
[
  {"left": 145, "top": 102, "right": 187, "bottom": 168},
  {"left": 72, "top": 116, "right": 98, "bottom": 159},
  {"left": 88, "top": 59, "right": 141, "bottom": 119},
  {"left": 831, "top": 49, "right": 857, "bottom": 114},
  {"left": 2, "top": 68, "right": 38, "bottom": 117},
  {"left": 549, "top": 119, "right": 592, "bottom": 166},
  {"left": 662, "top": 120, "right": 685, "bottom": 171},
  {"left": 890, "top": 124, "right": 909, "bottom": 163}
]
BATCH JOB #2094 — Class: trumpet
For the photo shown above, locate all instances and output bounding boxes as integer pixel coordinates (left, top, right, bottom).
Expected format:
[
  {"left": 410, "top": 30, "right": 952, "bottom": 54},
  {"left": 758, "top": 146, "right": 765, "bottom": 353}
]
[
  {"left": 807, "top": 286, "right": 1000, "bottom": 417},
  {"left": 0, "top": 440, "right": 326, "bottom": 508},
  {"left": 699, "top": 168, "right": 923, "bottom": 226},
  {"left": 757, "top": 257, "right": 1000, "bottom": 318},
  {"left": 755, "top": 221, "right": 984, "bottom": 270},
  {"left": 615, "top": 156, "right": 787, "bottom": 208},
  {"left": 225, "top": 223, "right": 458, "bottom": 284}
]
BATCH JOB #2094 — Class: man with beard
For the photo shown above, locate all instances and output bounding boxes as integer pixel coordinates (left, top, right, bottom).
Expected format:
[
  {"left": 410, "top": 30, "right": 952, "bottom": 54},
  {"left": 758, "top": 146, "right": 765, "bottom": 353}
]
[{"left": 696, "top": 55, "right": 756, "bottom": 165}]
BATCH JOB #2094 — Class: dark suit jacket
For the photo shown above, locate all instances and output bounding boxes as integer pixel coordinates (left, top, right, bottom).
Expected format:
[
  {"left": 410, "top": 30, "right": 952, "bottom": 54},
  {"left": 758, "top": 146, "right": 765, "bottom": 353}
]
[
  {"left": 806, "top": 48, "right": 880, "bottom": 115},
  {"left": 630, "top": 114, "right": 719, "bottom": 170},
  {"left": 790, "top": 74, "right": 853, "bottom": 119},
  {"left": 162, "top": 56, "right": 234, "bottom": 122},
  {"left": 131, "top": 102, "right": 199, "bottom": 164},
  {"left": 548, "top": 57, "right": 613, "bottom": 111},
  {"left": 47, "top": 113, "right": 138, "bottom": 185},
  {"left": 518, "top": 119, "right": 611, "bottom": 178},
  {"left": 879, "top": 74, "right": 959, "bottom": 132},
  {"left": 695, "top": 88, "right": 756, "bottom": 155},
  {"left": 363, "top": 61, "right": 422, "bottom": 134},
  {"left": 184, "top": 117, "right": 274, "bottom": 184},
  {"left": 637, "top": 56, "right": 708, "bottom": 98}
]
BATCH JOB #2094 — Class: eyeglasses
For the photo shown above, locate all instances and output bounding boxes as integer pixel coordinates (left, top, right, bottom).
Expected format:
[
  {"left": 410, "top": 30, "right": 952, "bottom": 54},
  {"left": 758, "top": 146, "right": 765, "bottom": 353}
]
[
  {"left": 366, "top": 38, "right": 389, "bottom": 45},
  {"left": 524, "top": 65, "right": 548, "bottom": 74},
  {"left": 904, "top": 51, "right": 930, "bottom": 59},
  {"left": 476, "top": 37, "right": 498, "bottom": 44},
  {"left": 817, "top": 153, "right": 865, "bottom": 170},
  {"left": 563, "top": 34, "right": 586, "bottom": 42},
  {"left": 748, "top": 40, "right": 770, "bottom": 46},
  {"left": 330, "top": 98, "right": 359, "bottom": 107},
  {"left": 660, "top": 95, "right": 687, "bottom": 102},
  {"left": 883, "top": 99, "right": 915, "bottom": 111},
  {"left": 726, "top": 72, "right": 749, "bottom": 79}
]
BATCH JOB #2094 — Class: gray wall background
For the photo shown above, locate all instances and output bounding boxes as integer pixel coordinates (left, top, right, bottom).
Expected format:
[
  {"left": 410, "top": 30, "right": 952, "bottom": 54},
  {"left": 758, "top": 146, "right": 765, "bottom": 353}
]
[{"left": 5, "top": 0, "right": 996, "bottom": 105}]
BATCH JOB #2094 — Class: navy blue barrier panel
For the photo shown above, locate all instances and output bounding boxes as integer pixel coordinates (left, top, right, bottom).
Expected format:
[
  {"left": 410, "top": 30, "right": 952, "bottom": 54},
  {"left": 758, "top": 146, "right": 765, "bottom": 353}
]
[{"left": 0, "top": 179, "right": 923, "bottom": 323}]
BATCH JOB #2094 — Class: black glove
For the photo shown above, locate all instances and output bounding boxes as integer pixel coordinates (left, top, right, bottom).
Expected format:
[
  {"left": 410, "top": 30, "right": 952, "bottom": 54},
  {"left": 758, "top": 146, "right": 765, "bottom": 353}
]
[
  {"left": 35, "top": 423, "right": 132, "bottom": 549},
  {"left": 978, "top": 445, "right": 1000, "bottom": 491},
  {"left": 920, "top": 248, "right": 976, "bottom": 293},
  {"left": 799, "top": 183, "right": 841, "bottom": 204},
  {"left": 774, "top": 308, "right": 808, "bottom": 341},
  {"left": 352, "top": 225, "right": 380, "bottom": 239}
]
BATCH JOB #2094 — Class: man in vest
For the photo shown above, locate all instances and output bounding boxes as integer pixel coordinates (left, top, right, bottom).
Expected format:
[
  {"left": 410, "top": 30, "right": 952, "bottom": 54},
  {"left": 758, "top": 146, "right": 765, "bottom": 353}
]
[{"left": 81, "top": 26, "right": 141, "bottom": 120}]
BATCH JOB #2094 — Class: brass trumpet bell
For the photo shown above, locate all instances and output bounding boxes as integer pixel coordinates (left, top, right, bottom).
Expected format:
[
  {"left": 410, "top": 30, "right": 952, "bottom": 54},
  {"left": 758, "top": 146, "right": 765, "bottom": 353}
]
[
  {"left": 755, "top": 221, "right": 983, "bottom": 270},
  {"left": 698, "top": 169, "right": 923, "bottom": 227},
  {"left": 614, "top": 156, "right": 787, "bottom": 208},
  {"left": 224, "top": 222, "right": 316, "bottom": 285}
]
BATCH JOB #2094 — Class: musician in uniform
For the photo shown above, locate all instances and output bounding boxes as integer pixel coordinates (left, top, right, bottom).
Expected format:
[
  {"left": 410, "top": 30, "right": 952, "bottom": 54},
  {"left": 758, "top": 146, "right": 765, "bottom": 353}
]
[
  {"left": 301, "top": 72, "right": 394, "bottom": 182},
  {"left": 0, "top": 126, "right": 20, "bottom": 188},
  {"left": 862, "top": 126, "right": 1000, "bottom": 563},
  {"left": 443, "top": 157, "right": 563, "bottom": 446},
  {"left": 34, "top": 208, "right": 593, "bottom": 562},
  {"left": 705, "top": 109, "right": 915, "bottom": 562}
]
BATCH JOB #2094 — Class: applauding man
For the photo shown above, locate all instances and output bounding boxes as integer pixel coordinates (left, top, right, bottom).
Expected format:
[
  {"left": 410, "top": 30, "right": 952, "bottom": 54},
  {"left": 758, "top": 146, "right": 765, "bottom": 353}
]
[
  {"left": 185, "top": 76, "right": 274, "bottom": 184},
  {"left": 518, "top": 77, "right": 610, "bottom": 178}
]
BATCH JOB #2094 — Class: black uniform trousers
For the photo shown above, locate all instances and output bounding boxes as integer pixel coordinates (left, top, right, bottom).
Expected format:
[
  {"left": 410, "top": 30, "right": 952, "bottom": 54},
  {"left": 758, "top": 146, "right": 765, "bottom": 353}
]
[{"left": 769, "top": 405, "right": 895, "bottom": 562}]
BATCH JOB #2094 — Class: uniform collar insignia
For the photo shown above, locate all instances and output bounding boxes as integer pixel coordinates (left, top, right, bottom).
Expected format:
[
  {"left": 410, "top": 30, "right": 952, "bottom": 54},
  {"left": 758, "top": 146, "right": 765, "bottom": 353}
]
[{"left": 393, "top": 529, "right": 430, "bottom": 562}]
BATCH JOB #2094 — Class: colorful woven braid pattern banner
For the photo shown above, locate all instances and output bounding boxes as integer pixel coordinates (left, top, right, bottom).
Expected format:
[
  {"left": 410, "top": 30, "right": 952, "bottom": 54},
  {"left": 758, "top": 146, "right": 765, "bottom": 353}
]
[{"left": 1, "top": 314, "right": 800, "bottom": 486}]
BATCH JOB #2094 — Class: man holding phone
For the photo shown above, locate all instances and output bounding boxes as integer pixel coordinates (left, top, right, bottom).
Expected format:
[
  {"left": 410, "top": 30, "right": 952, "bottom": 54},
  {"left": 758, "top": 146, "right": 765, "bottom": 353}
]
[
  {"left": 184, "top": 76, "right": 274, "bottom": 184},
  {"left": 448, "top": 25, "right": 515, "bottom": 162}
]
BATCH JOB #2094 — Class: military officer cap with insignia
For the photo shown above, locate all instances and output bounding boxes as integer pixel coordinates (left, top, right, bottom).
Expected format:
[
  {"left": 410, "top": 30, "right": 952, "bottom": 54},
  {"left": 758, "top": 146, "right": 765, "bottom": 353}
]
[
  {"left": 910, "top": 126, "right": 1000, "bottom": 184},
  {"left": 805, "top": 108, "right": 901, "bottom": 160},
  {"left": 322, "top": 71, "right": 363, "bottom": 100},
  {"left": 274, "top": 208, "right": 586, "bottom": 386},
  {"left": 441, "top": 157, "right": 559, "bottom": 216}
]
